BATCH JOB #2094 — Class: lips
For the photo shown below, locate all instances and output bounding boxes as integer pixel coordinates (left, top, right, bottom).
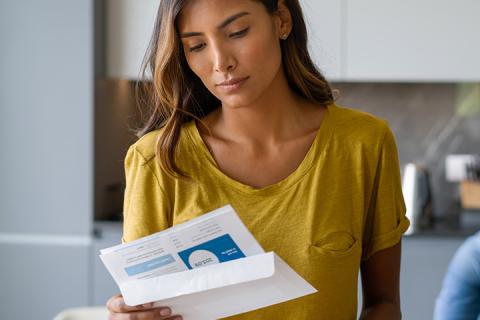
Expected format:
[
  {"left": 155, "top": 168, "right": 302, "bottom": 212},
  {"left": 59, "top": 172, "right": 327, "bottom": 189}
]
[{"left": 217, "top": 76, "right": 249, "bottom": 86}]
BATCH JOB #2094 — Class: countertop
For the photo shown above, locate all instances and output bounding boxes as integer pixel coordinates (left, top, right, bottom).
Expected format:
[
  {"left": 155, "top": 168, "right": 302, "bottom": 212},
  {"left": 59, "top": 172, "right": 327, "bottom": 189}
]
[{"left": 405, "top": 212, "right": 480, "bottom": 238}]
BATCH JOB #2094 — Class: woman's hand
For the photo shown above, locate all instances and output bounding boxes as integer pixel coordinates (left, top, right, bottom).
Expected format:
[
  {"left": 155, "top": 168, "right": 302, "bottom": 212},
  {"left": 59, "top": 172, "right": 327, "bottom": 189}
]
[{"left": 107, "top": 294, "right": 183, "bottom": 320}]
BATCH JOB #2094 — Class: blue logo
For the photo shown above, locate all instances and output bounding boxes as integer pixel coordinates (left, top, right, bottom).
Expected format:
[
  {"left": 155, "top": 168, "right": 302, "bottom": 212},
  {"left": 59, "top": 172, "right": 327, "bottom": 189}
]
[{"left": 177, "top": 234, "right": 245, "bottom": 269}]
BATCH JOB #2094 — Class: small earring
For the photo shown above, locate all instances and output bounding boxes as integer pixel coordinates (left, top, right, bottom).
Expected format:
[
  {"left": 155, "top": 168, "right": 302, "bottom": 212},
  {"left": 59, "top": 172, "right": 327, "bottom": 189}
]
[{"left": 281, "top": 33, "right": 288, "bottom": 40}]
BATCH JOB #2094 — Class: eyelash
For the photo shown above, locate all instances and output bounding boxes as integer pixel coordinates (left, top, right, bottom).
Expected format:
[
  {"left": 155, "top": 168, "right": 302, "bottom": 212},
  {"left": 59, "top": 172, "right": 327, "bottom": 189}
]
[{"left": 188, "top": 27, "right": 250, "bottom": 53}]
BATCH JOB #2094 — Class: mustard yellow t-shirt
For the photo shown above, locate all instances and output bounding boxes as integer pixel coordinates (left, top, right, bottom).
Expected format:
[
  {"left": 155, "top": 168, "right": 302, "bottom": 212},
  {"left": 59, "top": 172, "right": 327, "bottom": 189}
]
[{"left": 122, "top": 103, "right": 410, "bottom": 320}]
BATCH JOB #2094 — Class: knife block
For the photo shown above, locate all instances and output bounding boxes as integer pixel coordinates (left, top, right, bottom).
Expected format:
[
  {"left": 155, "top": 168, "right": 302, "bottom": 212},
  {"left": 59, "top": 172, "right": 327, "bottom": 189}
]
[{"left": 460, "top": 180, "right": 480, "bottom": 209}]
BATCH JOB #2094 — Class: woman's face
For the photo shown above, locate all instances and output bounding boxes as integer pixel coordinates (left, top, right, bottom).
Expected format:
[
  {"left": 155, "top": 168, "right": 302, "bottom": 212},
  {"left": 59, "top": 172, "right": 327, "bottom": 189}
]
[{"left": 177, "top": 0, "right": 285, "bottom": 109}]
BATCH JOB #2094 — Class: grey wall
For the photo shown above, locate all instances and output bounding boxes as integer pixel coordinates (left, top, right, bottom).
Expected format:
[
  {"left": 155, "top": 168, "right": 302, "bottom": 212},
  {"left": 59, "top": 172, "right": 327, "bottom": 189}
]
[{"left": 334, "top": 83, "right": 480, "bottom": 218}]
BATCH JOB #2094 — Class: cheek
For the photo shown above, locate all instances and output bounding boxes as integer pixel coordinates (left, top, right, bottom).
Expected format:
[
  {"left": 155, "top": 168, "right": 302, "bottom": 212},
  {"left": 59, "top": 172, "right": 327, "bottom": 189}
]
[
  {"left": 185, "top": 55, "right": 208, "bottom": 79},
  {"left": 241, "top": 32, "right": 282, "bottom": 81},
  {"left": 184, "top": 55, "right": 216, "bottom": 93}
]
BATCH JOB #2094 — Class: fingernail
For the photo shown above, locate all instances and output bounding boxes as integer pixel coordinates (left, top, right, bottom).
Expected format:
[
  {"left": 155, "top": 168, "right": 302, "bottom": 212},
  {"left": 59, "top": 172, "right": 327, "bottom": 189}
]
[
  {"left": 160, "top": 308, "right": 171, "bottom": 316},
  {"left": 142, "top": 302, "right": 153, "bottom": 308}
]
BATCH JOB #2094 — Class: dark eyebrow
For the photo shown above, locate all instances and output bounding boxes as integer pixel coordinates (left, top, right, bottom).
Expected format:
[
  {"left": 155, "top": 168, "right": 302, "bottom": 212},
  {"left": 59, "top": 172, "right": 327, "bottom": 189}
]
[{"left": 180, "top": 11, "right": 250, "bottom": 38}]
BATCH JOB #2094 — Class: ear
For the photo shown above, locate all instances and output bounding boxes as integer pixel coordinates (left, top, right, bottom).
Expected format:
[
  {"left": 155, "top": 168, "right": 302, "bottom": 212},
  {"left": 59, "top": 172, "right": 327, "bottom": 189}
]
[{"left": 274, "top": 0, "right": 292, "bottom": 39}]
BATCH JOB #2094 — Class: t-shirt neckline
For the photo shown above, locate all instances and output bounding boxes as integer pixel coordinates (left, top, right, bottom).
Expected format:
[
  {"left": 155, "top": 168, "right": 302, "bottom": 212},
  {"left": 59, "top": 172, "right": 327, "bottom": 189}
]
[{"left": 185, "top": 103, "right": 335, "bottom": 196}]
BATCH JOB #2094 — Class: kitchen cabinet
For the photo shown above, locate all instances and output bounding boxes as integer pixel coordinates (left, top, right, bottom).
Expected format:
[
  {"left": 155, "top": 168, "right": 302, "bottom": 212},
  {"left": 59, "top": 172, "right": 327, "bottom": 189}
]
[
  {"left": 105, "top": 0, "right": 480, "bottom": 82},
  {"left": 300, "top": 0, "right": 343, "bottom": 80},
  {"left": 345, "top": 0, "right": 480, "bottom": 82},
  {"left": 92, "top": 222, "right": 124, "bottom": 305},
  {"left": 106, "top": 0, "right": 159, "bottom": 79},
  {"left": 0, "top": 0, "right": 93, "bottom": 237},
  {"left": 0, "top": 242, "right": 91, "bottom": 320},
  {"left": 0, "top": 0, "right": 95, "bottom": 319},
  {"left": 106, "top": 0, "right": 343, "bottom": 80}
]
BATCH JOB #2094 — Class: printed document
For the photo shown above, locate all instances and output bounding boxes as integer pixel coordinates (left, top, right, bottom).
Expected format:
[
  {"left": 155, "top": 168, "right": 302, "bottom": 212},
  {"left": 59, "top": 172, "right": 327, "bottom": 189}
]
[{"left": 100, "top": 205, "right": 317, "bottom": 319}]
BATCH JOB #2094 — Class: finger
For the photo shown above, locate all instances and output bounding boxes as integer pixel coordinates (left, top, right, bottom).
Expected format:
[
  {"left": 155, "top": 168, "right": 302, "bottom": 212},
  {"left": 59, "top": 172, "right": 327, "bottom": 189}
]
[
  {"left": 163, "top": 316, "right": 183, "bottom": 320},
  {"left": 106, "top": 294, "right": 123, "bottom": 312},
  {"left": 108, "top": 308, "right": 174, "bottom": 320},
  {"left": 157, "top": 307, "right": 174, "bottom": 318},
  {"left": 107, "top": 294, "right": 158, "bottom": 313},
  {"left": 108, "top": 309, "right": 155, "bottom": 320}
]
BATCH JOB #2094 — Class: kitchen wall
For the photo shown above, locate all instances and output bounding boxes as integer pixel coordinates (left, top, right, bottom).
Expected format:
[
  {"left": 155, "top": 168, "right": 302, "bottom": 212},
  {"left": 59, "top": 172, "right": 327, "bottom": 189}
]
[{"left": 334, "top": 83, "right": 480, "bottom": 218}]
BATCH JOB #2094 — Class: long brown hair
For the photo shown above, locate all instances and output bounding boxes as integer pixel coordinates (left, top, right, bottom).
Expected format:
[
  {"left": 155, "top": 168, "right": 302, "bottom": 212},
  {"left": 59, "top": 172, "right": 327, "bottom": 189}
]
[{"left": 135, "top": 0, "right": 335, "bottom": 179}]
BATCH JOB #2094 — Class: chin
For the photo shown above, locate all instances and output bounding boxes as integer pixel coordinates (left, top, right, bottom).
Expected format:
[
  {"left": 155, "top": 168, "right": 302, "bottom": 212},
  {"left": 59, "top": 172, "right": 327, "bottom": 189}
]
[
  {"left": 219, "top": 89, "right": 263, "bottom": 109},
  {"left": 220, "top": 96, "right": 255, "bottom": 109}
]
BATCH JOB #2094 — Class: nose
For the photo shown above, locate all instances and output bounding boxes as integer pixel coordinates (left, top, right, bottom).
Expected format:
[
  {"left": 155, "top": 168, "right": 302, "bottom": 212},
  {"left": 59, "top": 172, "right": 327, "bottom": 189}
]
[{"left": 212, "top": 42, "right": 236, "bottom": 73}]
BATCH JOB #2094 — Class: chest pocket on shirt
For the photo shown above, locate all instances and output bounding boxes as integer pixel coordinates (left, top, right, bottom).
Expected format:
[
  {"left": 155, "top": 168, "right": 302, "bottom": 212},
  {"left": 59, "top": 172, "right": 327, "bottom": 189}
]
[{"left": 310, "top": 231, "right": 359, "bottom": 257}]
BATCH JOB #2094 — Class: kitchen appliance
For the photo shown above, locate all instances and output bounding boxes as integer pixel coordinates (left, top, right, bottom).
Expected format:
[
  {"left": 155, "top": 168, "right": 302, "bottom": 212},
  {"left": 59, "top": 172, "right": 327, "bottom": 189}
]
[{"left": 402, "top": 163, "right": 434, "bottom": 235}]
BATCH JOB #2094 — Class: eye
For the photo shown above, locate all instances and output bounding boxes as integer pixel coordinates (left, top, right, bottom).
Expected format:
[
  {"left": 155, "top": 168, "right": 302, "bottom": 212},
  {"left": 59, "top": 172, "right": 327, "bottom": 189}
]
[
  {"left": 229, "top": 27, "right": 249, "bottom": 38},
  {"left": 188, "top": 27, "right": 250, "bottom": 53},
  {"left": 189, "top": 43, "right": 205, "bottom": 52}
]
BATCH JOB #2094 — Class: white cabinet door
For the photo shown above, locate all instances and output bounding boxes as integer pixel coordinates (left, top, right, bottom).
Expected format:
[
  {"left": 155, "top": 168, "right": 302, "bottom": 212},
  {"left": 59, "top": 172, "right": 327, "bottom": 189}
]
[
  {"left": 0, "top": 243, "right": 91, "bottom": 320},
  {"left": 1, "top": 0, "right": 94, "bottom": 235},
  {"left": 92, "top": 222, "right": 123, "bottom": 305},
  {"left": 301, "top": 0, "right": 344, "bottom": 81},
  {"left": 345, "top": 0, "right": 480, "bottom": 82},
  {"left": 106, "top": 0, "right": 159, "bottom": 79}
]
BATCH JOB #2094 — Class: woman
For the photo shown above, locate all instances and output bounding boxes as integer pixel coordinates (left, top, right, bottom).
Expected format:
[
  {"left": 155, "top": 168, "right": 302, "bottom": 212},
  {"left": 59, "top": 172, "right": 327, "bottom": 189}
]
[{"left": 107, "top": 0, "right": 410, "bottom": 319}]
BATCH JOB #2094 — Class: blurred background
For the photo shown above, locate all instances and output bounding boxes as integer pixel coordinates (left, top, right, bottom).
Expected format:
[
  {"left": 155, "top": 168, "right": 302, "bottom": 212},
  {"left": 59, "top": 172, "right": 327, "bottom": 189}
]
[{"left": 1, "top": 0, "right": 479, "bottom": 319}]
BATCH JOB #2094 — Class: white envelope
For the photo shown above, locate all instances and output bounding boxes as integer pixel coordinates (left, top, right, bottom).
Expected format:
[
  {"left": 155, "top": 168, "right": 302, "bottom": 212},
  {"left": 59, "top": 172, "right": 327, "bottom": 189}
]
[{"left": 121, "top": 251, "right": 317, "bottom": 320}]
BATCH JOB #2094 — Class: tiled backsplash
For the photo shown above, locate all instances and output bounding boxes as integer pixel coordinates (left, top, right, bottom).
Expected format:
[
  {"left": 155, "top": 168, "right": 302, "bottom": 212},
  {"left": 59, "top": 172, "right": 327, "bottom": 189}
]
[{"left": 333, "top": 83, "right": 480, "bottom": 217}]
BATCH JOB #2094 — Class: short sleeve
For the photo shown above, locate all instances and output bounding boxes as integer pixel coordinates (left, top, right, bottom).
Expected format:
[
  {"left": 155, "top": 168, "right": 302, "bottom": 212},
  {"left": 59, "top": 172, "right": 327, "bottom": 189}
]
[
  {"left": 121, "top": 145, "right": 171, "bottom": 244},
  {"left": 362, "top": 124, "right": 410, "bottom": 261}
]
